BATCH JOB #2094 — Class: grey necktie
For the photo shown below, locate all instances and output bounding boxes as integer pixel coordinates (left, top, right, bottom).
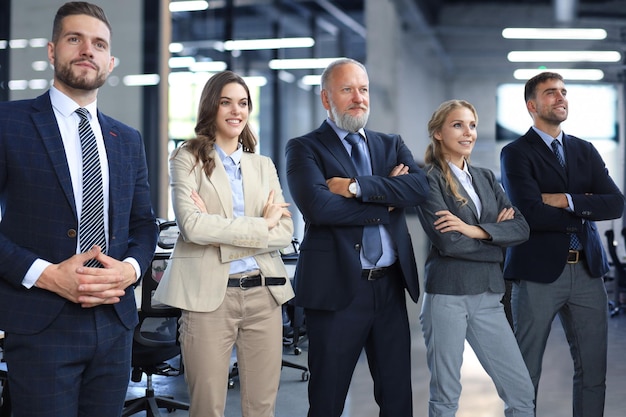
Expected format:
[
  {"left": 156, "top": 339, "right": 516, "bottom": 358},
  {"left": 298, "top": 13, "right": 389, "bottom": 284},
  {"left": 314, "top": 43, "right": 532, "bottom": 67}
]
[
  {"left": 551, "top": 139, "right": 581, "bottom": 250},
  {"left": 345, "top": 133, "right": 383, "bottom": 265},
  {"left": 76, "top": 108, "right": 106, "bottom": 267}
]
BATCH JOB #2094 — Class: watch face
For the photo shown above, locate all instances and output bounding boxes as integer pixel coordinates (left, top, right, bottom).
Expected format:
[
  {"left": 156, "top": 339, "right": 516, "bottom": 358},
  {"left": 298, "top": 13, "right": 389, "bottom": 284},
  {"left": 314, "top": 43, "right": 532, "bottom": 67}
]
[{"left": 349, "top": 181, "right": 357, "bottom": 194}]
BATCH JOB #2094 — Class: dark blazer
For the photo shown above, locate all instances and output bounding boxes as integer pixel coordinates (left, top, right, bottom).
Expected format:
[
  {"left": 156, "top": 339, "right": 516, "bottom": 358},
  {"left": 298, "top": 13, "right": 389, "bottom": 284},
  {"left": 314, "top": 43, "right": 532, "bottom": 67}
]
[
  {"left": 417, "top": 163, "right": 529, "bottom": 295},
  {"left": 285, "top": 121, "right": 429, "bottom": 311},
  {"left": 500, "top": 127, "right": 624, "bottom": 282},
  {"left": 0, "top": 91, "right": 158, "bottom": 334}
]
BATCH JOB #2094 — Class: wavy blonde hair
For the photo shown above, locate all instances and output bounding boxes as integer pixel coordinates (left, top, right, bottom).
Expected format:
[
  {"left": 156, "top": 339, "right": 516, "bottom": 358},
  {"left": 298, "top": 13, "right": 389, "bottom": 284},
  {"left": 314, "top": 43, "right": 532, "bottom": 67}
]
[{"left": 424, "top": 99, "right": 478, "bottom": 206}]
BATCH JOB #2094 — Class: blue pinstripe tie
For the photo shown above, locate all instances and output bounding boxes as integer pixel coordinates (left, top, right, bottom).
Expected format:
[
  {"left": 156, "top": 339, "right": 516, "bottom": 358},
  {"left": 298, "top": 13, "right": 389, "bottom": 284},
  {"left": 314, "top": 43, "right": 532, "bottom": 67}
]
[
  {"left": 345, "top": 133, "right": 383, "bottom": 265},
  {"left": 76, "top": 108, "right": 106, "bottom": 267},
  {"left": 551, "top": 139, "right": 582, "bottom": 250}
]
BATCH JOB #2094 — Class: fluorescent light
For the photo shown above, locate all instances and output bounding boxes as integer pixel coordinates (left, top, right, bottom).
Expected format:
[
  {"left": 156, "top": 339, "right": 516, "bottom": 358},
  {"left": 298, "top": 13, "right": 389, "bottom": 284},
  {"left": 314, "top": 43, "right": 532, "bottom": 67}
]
[
  {"left": 224, "top": 37, "right": 314, "bottom": 51},
  {"left": 29, "top": 79, "right": 49, "bottom": 90},
  {"left": 189, "top": 61, "right": 228, "bottom": 72},
  {"left": 243, "top": 76, "right": 267, "bottom": 87},
  {"left": 169, "top": 56, "right": 196, "bottom": 68},
  {"left": 31, "top": 61, "right": 49, "bottom": 71},
  {"left": 169, "top": 1, "right": 208, "bottom": 13},
  {"left": 9, "top": 39, "right": 28, "bottom": 48},
  {"left": 169, "top": 43, "right": 185, "bottom": 53},
  {"left": 123, "top": 74, "right": 161, "bottom": 86},
  {"left": 8, "top": 80, "right": 28, "bottom": 90},
  {"left": 508, "top": 51, "right": 621, "bottom": 62},
  {"left": 301, "top": 75, "right": 322, "bottom": 86},
  {"left": 513, "top": 68, "right": 604, "bottom": 81},
  {"left": 502, "top": 28, "right": 607, "bottom": 40},
  {"left": 278, "top": 70, "right": 296, "bottom": 83},
  {"left": 268, "top": 57, "right": 345, "bottom": 70},
  {"left": 0, "top": 40, "right": 6, "bottom": 49},
  {"left": 29, "top": 38, "right": 48, "bottom": 48}
]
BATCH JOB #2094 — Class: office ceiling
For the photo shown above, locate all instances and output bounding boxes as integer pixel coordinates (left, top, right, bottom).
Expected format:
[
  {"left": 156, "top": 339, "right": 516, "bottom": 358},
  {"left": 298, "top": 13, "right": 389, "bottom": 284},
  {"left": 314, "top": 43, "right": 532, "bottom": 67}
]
[{"left": 170, "top": 0, "right": 626, "bottom": 82}]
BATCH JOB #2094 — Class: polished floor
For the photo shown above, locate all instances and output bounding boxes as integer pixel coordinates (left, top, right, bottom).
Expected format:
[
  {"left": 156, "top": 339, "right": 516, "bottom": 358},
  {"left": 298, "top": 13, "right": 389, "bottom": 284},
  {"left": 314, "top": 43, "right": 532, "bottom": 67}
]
[{"left": 124, "top": 293, "right": 626, "bottom": 417}]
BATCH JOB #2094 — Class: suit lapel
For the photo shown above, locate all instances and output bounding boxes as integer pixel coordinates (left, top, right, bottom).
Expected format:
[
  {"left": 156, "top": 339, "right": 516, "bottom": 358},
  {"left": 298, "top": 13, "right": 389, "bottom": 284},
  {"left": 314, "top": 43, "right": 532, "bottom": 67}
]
[
  {"left": 32, "top": 94, "right": 77, "bottom": 218},
  {"left": 363, "top": 130, "right": 386, "bottom": 176},
  {"left": 207, "top": 153, "right": 234, "bottom": 215},
  {"left": 525, "top": 128, "right": 567, "bottom": 183},
  {"left": 317, "top": 122, "right": 359, "bottom": 177}
]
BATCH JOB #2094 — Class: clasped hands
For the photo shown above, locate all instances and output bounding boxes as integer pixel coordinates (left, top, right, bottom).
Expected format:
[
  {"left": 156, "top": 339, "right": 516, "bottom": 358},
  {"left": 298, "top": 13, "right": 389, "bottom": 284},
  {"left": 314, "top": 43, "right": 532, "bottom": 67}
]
[{"left": 37, "top": 245, "right": 137, "bottom": 308}]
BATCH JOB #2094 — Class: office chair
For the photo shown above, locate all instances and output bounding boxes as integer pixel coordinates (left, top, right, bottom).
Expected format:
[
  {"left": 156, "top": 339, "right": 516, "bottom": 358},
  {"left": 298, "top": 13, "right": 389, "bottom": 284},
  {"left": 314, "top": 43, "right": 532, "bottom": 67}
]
[
  {"left": 0, "top": 338, "right": 9, "bottom": 417},
  {"left": 604, "top": 229, "right": 626, "bottom": 317},
  {"left": 123, "top": 221, "right": 189, "bottom": 417}
]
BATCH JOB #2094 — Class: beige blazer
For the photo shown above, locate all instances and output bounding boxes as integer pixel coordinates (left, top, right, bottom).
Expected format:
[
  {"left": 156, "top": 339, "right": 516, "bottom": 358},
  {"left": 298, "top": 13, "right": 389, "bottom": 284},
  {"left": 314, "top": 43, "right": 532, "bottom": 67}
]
[{"left": 154, "top": 146, "right": 295, "bottom": 312}]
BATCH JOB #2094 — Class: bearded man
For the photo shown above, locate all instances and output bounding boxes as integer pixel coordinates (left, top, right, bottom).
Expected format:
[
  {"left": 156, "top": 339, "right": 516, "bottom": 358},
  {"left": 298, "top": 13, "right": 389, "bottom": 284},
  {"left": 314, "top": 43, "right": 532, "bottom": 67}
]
[{"left": 285, "top": 58, "right": 429, "bottom": 417}]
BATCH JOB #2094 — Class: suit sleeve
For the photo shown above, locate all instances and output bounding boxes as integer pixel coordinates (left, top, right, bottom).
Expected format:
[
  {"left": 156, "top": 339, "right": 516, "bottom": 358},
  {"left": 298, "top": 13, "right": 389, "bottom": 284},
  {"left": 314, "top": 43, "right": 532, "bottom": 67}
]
[
  {"left": 285, "top": 134, "right": 428, "bottom": 227},
  {"left": 417, "top": 168, "right": 527, "bottom": 262}
]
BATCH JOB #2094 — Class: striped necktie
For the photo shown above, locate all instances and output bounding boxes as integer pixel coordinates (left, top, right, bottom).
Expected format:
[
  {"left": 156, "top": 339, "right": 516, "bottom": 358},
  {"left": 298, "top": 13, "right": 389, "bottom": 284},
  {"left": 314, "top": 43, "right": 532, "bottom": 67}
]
[
  {"left": 551, "top": 139, "right": 582, "bottom": 250},
  {"left": 76, "top": 108, "right": 106, "bottom": 267}
]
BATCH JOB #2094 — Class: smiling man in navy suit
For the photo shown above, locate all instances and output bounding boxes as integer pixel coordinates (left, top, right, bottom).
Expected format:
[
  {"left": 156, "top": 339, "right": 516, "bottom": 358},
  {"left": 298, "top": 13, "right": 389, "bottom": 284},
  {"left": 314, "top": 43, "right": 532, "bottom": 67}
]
[
  {"left": 0, "top": 2, "right": 158, "bottom": 416},
  {"left": 286, "top": 58, "right": 429, "bottom": 417},
  {"left": 500, "top": 71, "right": 624, "bottom": 417}
]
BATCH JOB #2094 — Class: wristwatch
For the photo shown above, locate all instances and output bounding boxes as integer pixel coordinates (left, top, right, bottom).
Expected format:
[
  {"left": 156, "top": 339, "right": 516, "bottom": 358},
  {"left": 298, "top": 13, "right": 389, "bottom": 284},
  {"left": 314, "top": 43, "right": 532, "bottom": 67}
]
[{"left": 348, "top": 178, "right": 357, "bottom": 196}]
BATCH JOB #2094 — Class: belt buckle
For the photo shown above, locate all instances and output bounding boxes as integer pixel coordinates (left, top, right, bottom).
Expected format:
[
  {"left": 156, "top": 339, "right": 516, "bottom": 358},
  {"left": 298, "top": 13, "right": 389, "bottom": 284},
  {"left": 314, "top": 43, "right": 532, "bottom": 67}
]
[
  {"left": 239, "top": 275, "right": 249, "bottom": 290},
  {"left": 366, "top": 269, "right": 375, "bottom": 280},
  {"left": 568, "top": 250, "right": 579, "bottom": 264}
]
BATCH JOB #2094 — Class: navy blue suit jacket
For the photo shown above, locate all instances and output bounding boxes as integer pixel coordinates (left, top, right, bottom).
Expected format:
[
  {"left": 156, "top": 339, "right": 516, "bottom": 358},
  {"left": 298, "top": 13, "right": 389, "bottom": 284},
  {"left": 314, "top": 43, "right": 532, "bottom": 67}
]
[
  {"left": 285, "top": 121, "right": 429, "bottom": 311},
  {"left": 0, "top": 91, "right": 158, "bottom": 334},
  {"left": 500, "top": 127, "right": 624, "bottom": 282}
]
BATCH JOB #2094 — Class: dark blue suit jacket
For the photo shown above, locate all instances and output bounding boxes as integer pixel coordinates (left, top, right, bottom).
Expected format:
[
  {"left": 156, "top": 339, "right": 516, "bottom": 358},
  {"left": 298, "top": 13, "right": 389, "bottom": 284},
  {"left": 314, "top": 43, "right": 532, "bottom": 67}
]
[
  {"left": 500, "top": 128, "right": 624, "bottom": 282},
  {"left": 285, "top": 121, "right": 429, "bottom": 311},
  {"left": 0, "top": 91, "right": 158, "bottom": 334}
]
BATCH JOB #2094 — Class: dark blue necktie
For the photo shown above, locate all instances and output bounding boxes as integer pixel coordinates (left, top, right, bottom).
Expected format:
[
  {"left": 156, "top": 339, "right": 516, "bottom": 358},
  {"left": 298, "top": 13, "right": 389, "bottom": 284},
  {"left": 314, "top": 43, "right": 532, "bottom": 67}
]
[
  {"left": 76, "top": 108, "right": 106, "bottom": 267},
  {"left": 551, "top": 139, "right": 582, "bottom": 250},
  {"left": 345, "top": 133, "right": 383, "bottom": 265}
]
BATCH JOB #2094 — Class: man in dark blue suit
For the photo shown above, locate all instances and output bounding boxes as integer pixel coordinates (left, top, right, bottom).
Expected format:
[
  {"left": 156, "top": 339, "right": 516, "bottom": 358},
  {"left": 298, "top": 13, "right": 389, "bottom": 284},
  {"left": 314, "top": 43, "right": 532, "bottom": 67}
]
[
  {"left": 286, "top": 58, "right": 429, "bottom": 417},
  {"left": 500, "top": 71, "right": 624, "bottom": 417},
  {"left": 0, "top": 3, "right": 158, "bottom": 416}
]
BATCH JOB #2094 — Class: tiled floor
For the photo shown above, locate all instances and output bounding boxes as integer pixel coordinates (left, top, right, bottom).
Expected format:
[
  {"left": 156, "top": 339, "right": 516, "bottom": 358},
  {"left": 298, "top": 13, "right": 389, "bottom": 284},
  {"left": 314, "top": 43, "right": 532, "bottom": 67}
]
[{"left": 124, "top": 296, "right": 626, "bottom": 417}]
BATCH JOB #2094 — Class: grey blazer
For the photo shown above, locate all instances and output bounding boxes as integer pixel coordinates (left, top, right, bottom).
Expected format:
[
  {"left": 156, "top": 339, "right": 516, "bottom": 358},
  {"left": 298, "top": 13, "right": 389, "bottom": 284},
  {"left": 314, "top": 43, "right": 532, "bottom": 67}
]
[{"left": 416, "top": 163, "right": 529, "bottom": 295}]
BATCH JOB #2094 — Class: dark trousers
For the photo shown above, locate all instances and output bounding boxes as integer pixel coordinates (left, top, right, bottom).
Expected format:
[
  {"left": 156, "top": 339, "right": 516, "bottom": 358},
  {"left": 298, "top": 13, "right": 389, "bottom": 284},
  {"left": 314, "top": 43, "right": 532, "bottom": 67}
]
[
  {"left": 4, "top": 302, "right": 133, "bottom": 417},
  {"left": 305, "top": 265, "right": 413, "bottom": 417}
]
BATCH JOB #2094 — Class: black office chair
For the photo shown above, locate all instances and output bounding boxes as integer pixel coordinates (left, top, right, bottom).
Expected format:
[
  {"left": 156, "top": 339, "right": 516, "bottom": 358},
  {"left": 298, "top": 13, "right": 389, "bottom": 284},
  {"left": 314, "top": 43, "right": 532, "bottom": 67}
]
[
  {"left": 604, "top": 229, "right": 626, "bottom": 317},
  {"left": 0, "top": 337, "right": 10, "bottom": 417},
  {"left": 123, "top": 221, "right": 189, "bottom": 417}
]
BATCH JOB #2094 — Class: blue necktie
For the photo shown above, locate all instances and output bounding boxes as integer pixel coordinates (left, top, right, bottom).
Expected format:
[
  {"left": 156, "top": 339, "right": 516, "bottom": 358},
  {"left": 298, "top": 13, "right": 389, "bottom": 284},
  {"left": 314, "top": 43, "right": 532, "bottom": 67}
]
[
  {"left": 345, "top": 133, "right": 383, "bottom": 265},
  {"left": 76, "top": 108, "right": 106, "bottom": 267},
  {"left": 551, "top": 139, "right": 582, "bottom": 250}
]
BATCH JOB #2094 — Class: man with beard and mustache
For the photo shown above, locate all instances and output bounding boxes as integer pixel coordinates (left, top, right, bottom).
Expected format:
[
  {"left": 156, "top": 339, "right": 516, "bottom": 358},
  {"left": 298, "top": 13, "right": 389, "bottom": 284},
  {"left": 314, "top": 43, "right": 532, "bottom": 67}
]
[
  {"left": 0, "top": 2, "right": 158, "bottom": 417},
  {"left": 500, "top": 71, "right": 624, "bottom": 417},
  {"left": 285, "top": 58, "right": 429, "bottom": 417}
]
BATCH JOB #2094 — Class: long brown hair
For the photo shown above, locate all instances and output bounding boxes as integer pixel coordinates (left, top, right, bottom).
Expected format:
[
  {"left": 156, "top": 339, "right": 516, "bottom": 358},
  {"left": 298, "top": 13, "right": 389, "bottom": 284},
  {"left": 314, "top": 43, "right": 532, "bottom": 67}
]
[
  {"left": 174, "top": 71, "right": 257, "bottom": 177},
  {"left": 424, "top": 99, "right": 478, "bottom": 206}
]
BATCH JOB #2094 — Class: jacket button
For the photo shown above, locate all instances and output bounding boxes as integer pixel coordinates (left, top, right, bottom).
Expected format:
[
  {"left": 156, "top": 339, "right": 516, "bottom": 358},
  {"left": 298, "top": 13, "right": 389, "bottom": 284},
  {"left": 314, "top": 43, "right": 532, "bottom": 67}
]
[
  {"left": 354, "top": 244, "right": 361, "bottom": 251},
  {"left": 67, "top": 229, "right": 77, "bottom": 238}
]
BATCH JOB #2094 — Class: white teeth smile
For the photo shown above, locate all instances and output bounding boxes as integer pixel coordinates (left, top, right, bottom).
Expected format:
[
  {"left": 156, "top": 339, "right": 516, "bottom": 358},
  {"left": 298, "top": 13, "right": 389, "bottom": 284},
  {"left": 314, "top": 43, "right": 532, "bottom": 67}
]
[{"left": 460, "top": 141, "right": 472, "bottom": 145}]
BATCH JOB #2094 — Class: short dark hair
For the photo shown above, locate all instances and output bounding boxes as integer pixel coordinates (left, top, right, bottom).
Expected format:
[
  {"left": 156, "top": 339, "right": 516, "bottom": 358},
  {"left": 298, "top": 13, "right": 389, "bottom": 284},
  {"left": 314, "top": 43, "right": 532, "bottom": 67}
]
[
  {"left": 524, "top": 71, "right": 564, "bottom": 102},
  {"left": 52, "top": 2, "right": 112, "bottom": 43}
]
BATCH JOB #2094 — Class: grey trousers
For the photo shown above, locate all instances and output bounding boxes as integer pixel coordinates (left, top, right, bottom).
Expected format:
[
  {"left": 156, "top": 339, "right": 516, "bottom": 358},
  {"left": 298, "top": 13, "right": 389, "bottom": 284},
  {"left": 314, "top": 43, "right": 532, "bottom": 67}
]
[
  {"left": 511, "top": 261, "right": 608, "bottom": 417},
  {"left": 420, "top": 291, "right": 535, "bottom": 417}
]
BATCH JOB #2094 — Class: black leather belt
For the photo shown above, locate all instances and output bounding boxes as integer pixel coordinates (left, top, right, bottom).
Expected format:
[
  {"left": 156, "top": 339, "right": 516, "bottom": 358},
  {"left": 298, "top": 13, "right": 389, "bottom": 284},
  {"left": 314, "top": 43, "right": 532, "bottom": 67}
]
[
  {"left": 227, "top": 275, "right": 286, "bottom": 289},
  {"left": 567, "top": 250, "right": 583, "bottom": 264},
  {"left": 361, "top": 267, "right": 390, "bottom": 280}
]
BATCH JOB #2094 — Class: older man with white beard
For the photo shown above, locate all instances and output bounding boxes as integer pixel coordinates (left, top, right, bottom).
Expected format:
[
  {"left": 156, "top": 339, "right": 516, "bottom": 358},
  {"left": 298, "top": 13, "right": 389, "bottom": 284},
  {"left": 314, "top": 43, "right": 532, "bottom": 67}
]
[{"left": 285, "top": 58, "right": 430, "bottom": 417}]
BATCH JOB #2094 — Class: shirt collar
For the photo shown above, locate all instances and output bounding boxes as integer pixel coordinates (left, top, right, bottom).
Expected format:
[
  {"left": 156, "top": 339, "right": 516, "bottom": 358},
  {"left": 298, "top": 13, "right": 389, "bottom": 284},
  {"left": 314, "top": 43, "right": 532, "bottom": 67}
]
[
  {"left": 447, "top": 159, "right": 471, "bottom": 179},
  {"left": 215, "top": 143, "right": 243, "bottom": 165},
  {"left": 50, "top": 86, "right": 98, "bottom": 120},
  {"left": 532, "top": 126, "right": 564, "bottom": 148},
  {"left": 326, "top": 117, "right": 366, "bottom": 142}
]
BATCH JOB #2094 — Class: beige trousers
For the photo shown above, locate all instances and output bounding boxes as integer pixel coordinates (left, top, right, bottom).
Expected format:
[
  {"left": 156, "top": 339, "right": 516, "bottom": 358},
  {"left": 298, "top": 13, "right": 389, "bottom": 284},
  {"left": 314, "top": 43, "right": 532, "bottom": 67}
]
[{"left": 179, "top": 286, "right": 283, "bottom": 417}]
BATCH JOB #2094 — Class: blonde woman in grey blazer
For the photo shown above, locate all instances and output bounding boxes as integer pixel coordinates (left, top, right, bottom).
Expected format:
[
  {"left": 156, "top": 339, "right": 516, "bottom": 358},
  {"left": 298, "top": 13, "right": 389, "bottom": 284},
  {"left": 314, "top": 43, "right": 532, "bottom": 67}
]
[
  {"left": 416, "top": 100, "right": 535, "bottom": 417},
  {"left": 154, "top": 71, "right": 294, "bottom": 417}
]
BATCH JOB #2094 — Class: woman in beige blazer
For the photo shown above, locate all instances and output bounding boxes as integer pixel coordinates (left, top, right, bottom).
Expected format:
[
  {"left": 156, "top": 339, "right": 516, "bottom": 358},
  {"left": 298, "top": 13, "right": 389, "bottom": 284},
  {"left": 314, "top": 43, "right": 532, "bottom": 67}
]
[{"left": 154, "top": 71, "right": 294, "bottom": 417}]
